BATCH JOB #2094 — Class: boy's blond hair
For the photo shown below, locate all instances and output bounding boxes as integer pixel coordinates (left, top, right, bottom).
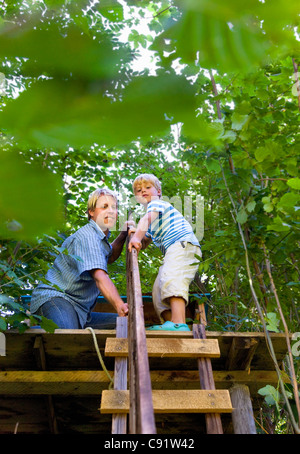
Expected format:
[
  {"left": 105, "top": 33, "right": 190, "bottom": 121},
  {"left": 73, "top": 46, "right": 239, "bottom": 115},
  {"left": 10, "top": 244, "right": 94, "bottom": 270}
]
[
  {"left": 132, "top": 174, "right": 162, "bottom": 195},
  {"left": 87, "top": 188, "right": 118, "bottom": 219}
]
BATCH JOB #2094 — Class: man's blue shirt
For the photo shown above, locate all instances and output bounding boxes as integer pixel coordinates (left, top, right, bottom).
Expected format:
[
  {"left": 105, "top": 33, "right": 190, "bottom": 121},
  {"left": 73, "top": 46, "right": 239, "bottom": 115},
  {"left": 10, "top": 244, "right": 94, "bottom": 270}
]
[{"left": 30, "top": 220, "right": 112, "bottom": 327}]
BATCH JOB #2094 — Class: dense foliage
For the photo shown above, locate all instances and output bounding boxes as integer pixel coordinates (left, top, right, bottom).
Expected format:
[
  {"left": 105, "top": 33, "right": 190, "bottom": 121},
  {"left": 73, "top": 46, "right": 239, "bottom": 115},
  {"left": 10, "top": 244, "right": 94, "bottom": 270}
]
[{"left": 0, "top": 0, "right": 299, "bottom": 433}]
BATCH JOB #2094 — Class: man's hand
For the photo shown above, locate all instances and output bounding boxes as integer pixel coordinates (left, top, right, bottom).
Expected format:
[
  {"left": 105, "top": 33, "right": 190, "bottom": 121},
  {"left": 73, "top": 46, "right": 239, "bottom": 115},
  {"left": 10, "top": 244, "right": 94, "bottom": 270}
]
[
  {"left": 115, "top": 300, "right": 129, "bottom": 317},
  {"left": 91, "top": 269, "right": 129, "bottom": 317}
]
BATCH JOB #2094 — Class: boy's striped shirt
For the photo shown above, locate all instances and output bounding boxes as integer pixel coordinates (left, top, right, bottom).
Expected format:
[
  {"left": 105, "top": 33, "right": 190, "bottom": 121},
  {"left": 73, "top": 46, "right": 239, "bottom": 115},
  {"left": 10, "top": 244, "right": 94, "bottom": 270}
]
[{"left": 145, "top": 200, "right": 200, "bottom": 255}]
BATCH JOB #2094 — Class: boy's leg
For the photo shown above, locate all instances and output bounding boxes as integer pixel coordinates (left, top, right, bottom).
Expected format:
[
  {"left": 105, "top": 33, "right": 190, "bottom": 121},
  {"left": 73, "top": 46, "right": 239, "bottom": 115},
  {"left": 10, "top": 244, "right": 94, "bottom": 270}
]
[
  {"left": 149, "top": 243, "right": 200, "bottom": 330},
  {"left": 152, "top": 265, "right": 168, "bottom": 322},
  {"left": 152, "top": 246, "right": 186, "bottom": 323},
  {"left": 169, "top": 296, "right": 186, "bottom": 324}
]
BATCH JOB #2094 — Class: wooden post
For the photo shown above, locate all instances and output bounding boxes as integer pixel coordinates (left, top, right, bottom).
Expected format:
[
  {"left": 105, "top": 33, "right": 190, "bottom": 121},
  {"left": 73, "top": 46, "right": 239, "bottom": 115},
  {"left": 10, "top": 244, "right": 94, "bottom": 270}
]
[
  {"left": 33, "top": 336, "right": 58, "bottom": 434},
  {"left": 193, "top": 303, "right": 223, "bottom": 434},
  {"left": 126, "top": 234, "right": 156, "bottom": 434},
  {"left": 111, "top": 317, "right": 128, "bottom": 434},
  {"left": 230, "top": 384, "right": 257, "bottom": 434}
]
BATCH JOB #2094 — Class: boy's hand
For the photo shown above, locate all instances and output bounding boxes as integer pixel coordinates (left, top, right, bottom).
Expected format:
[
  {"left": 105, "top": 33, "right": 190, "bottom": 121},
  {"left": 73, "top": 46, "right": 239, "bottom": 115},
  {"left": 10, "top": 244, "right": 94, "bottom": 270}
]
[{"left": 128, "top": 235, "right": 142, "bottom": 253}]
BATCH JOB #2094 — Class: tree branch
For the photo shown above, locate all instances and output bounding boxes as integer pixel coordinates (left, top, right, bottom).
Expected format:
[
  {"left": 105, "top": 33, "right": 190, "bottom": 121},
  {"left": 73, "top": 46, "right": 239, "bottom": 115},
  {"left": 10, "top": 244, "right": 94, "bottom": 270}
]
[{"left": 220, "top": 162, "right": 300, "bottom": 434}]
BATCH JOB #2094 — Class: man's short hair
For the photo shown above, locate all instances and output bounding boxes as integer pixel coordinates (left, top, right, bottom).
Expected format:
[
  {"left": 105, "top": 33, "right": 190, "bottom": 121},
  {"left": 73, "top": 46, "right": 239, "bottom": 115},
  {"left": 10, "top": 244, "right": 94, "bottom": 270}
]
[{"left": 87, "top": 188, "right": 118, "bottom": 219}]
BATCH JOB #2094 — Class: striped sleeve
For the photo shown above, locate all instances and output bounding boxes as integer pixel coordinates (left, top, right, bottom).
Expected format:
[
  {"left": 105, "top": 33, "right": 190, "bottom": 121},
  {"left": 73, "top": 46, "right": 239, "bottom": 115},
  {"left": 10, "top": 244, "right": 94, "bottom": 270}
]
[{"left": 147, "top": 200, "right": 166, "bottom": 214}]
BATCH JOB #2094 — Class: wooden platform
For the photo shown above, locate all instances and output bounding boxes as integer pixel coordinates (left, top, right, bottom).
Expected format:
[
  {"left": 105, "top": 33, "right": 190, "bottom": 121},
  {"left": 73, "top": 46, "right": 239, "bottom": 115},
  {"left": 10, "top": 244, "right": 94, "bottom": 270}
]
[{"left": 0, "top": 328, "right": 290, "bottom": 434}]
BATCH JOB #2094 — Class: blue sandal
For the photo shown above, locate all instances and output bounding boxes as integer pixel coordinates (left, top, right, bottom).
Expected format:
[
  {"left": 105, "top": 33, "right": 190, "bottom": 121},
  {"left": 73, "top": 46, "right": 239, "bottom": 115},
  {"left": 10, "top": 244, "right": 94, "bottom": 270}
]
[{"left": 147, "top": 321, "right": 190, "bottom": 331}]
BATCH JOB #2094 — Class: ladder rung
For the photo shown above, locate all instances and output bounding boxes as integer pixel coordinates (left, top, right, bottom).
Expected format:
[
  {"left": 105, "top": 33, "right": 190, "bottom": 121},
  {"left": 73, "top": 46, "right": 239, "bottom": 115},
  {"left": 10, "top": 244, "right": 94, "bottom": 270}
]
[
  {"left": 101, "top": 389, "right": 232, "bottom": 414},
  {"left": 105, "top": 338, "right": 220, "bottom": 358}
]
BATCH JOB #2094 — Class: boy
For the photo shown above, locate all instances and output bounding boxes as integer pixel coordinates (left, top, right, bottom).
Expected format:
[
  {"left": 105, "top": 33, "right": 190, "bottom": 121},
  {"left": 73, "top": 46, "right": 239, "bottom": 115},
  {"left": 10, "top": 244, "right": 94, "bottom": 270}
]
[{"left": 128, "top": 174, "right": 201, "bottom": 331}]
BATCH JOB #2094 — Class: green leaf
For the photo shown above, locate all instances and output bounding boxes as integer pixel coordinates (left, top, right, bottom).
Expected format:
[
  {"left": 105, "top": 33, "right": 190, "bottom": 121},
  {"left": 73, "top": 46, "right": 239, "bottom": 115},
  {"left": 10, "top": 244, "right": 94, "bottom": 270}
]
[
  {"left": 0, "top": 150, "right": 63, "bottom": 240},
  {"left": 267, "top": 223, "right": 290, "bottom": 232},
  {"left": 183, "top": 117, "right": 224, "bottom": 144},
  {"left": 255, "top": 147, "right": 271, "bottom": 162},
  {"left": 0, "top": 22, "right": 126, "bottom": 79},
  {"left": 263, "top": 203, "right": 274, "bottom": 213},
  {"left": 246, "top": 200, "right": 256, "bottom": 213},
  {"left": 236, "top": 207, "right": 248, "bottom": 224},
  {"left": 152, "top": 6, "right": 268, "bottom": 72},
  {"left": 287, "top": 178, "right": 300, "bottom": 190},
  {"left": 96, "top": 0, "right": 124, "bottom": 22},
  {"left": 258, "top": 385, "right": 281, "bottom": 408},
  {"left": 231, "top": 113, "right": 249, "bottom": 131},
  {"left": 267, "top": 215, "right": 290, "bottom": 232},
  {"left": 255, "top": 142, "right": 284, "bottom": 163},
  {"left": 204, "top": 158, "right": 221, "bottom": 173},
  {"left": 39, "top": 316, "right": 58, "bottom": 333},
  {"left": 266, "top": 312, "right": 280, "bottom": 332},
  {"left": 0, "top": 75, "right": 197, "bottom": 148},
  {"left": 0, "top": 294, "right": 13, "bottom": 306},
  {"left": 277, "top": 192, "right": 300, "bottom": 214},
  {"left": 221, "top": 129, "right": 236, "bottom": 143},
  {"left": 0, "top": 318, "right": 7, "bottom": 331}
]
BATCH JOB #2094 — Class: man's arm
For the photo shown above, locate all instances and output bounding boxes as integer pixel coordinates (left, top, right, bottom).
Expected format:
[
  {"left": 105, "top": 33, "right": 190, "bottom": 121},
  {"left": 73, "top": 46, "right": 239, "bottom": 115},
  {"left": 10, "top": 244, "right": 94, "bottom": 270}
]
[
  {"left": 90, "top": 269, "right": 128, "bottom": 317},
  {"left": 108, "top": 231, "right": 127, "bottom": 264},
  {"left": 108, "top": 220, "right": 135, "bottom": 264}
]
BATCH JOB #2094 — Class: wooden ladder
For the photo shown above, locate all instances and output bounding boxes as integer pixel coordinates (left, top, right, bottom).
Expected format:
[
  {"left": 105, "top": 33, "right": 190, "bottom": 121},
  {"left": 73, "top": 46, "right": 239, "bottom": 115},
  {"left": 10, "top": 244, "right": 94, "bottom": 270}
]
[{"left": 100, "top": 238, "right": 232, "bottom": 434}]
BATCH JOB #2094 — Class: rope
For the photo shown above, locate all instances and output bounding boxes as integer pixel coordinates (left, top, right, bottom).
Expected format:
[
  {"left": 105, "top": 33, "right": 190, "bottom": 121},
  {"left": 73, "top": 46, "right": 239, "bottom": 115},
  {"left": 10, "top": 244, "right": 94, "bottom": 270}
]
[{"left": 85, "top": 327, "right": 114, "bottom": 389}]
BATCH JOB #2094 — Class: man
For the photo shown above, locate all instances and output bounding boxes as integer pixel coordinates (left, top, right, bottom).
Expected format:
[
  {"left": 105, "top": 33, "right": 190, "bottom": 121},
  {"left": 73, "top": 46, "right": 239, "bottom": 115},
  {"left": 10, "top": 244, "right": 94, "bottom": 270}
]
[{"left": 30, "top": 188, "right": 132, "bottom": 329}]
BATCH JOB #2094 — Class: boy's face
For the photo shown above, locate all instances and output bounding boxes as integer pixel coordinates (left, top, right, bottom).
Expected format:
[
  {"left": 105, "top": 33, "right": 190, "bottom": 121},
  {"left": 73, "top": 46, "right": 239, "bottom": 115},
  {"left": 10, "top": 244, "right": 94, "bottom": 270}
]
[
  {"left": 134, "top": 182, "right": 161, "bottom": 205},
  {"left": 88, "top": 195, "right": 118, "bottom": 233}
]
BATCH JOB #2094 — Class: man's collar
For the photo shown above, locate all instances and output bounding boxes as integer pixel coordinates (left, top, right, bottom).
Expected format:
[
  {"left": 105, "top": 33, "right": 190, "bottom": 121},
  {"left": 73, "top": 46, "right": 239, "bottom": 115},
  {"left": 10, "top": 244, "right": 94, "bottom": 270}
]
[{"left": 89, "top": 219, "right": 111, "bottom": 239}]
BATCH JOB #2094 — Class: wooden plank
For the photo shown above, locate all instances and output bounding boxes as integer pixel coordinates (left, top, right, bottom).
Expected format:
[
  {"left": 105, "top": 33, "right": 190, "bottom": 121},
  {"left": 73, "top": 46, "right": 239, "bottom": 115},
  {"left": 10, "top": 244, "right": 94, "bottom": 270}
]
[
  {"left": 0, "top": 370, "right": 111, "bottom": 395},
  {"left": 126, "top": 234, "right": 156, "bottom": 434},
  {"left": 0, "top": 369, "right": 288, "bottom": 395},
  {"left": 101, "top": 389, "right": 232, "bottom": 414},
  {"left": 33, "top": 335, "right": 58, "bottom": 434},
  {"left": 1, "top": 330, "right": 290, "bottom": 372},
  {"left": 105, "top": 337, "right": 220, "bottom": 358},
  {"left": 111, "top": 317, "right": 128, "bottom": 434},
  {"left": 193, "top": 318, "right": 223, "bottom": 434}
]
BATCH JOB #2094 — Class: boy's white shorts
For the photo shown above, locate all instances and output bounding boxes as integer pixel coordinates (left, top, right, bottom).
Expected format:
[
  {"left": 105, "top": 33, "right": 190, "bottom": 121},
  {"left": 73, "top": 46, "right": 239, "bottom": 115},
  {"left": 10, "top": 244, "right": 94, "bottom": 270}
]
[{"left": 152, "top": 241, "right": 201, "bottom": 320}]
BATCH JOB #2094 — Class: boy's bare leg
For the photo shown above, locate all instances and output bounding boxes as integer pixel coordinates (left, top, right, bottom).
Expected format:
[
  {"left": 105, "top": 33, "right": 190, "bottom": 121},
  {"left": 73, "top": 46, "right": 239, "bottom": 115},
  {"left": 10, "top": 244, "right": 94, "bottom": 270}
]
[
  {"left": 170, "top": 296, "right": 186, "bottom": 323},
  {"left": 160, "top": 296, "right": 186, "bottom": 324}
]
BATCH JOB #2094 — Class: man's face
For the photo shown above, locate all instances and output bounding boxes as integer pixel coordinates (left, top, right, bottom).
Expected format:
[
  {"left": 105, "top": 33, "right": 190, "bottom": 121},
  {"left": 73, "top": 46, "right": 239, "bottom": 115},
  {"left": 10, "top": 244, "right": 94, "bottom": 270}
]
[{"left": 89, "top": 195, "right": 118, "bottom": 233}]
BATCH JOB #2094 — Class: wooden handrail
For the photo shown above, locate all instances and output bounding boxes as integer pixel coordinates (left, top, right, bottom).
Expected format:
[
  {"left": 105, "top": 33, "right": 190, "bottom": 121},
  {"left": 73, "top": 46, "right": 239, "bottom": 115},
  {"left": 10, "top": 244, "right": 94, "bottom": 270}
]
[{"left": 126, "top": 234, "right": 156, "bottom": 434}]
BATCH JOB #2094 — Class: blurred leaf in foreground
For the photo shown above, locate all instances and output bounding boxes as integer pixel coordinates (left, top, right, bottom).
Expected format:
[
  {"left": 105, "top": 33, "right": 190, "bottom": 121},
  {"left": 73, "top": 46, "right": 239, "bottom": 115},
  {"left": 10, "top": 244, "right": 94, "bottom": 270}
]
[{"left": 0, "top": 149, "right": 63, "bottom": 240}]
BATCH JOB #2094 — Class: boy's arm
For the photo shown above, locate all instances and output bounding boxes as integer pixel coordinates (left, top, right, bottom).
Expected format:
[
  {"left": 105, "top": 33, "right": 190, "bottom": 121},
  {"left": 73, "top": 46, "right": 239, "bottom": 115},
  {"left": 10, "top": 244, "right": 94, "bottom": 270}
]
[{"left": 128, "top": 211, "right": 158, "bottom": 253}]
